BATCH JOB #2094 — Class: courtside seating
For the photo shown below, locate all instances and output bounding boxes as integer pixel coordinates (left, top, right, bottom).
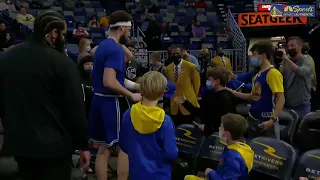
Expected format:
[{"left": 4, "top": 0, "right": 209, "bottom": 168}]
[
  {"left": 279, "top": 108, "right": 299, "bottom": 144},
  {"left": 175, "top": 124, "right": 206, "bottom": 174},
  {"left": 292, "top": 149, "right": 320, "bottom": 179},
  {"left": 236, "top": 104, "right": 250, "bottom": 118},
  {"left": 248, "top": 137, "right": 296, "bottom": 180},
  {"left": 294, "top": 112, "right": 320, "bottom": 154}
]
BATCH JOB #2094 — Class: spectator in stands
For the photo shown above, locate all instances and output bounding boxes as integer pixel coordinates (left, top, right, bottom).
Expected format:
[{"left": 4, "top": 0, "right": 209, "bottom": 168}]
[
  {"left": 145, "top": 16, "right": 162, "bottom": 51},
  {"left": 302, "top": 42, "right": 316, "bottom": 91},
  {"left": 0, "top": 32, "right": 14, "bottom": 51},
  {"left": 87, "top": 15, "right": 100, "bottom": 28},
  {"left": 78, "top": 55, "right": 93, "bottom": 86},
  {"left": 178, "top": 20, "right": 187, "bottom": 36},
  {"left": 185, "top": 0, "right": 195, "bottom": 8},
  {"left": 125, "top": 43, "right": 142, "bottom": 83},
  {"left": 119, "top": 71, "right": 178, "bottom": 180},
  {"left": 280, "top": 36, "right": 313, "bottom": 118},
  {"left": 0, "top": 22, "right": 7, "bottom": 44},
  {"left": 184, "top": 113, "right": 253, "bottom": 180},
  {"left": 166, "top": 45, "right": 200, "bottom": 126},
  {"left": 229, "top": 41, "right": 284, "bottom": 140},
  {"left": 16, "top": 7, "right": 35, "bottom": 26},
  {"left": 198, "top": 48, "right": 214, "bottom": 87},
  {"left": 211, "top": 47, "right": 232, "bottom": 71},
  {"left": 77, "top": 38, "right": 91, "bottom": 63},
  {"left": 181, "top": 46, "right": 200, "bottom": 71},
  {"left": 148, "top": 3, "right": 159, "bottom": 14},
  {"left": 13, "top": 0, "right": 29, "bottom": 9},
  {"left": 161, "top": 21, "right": 171, "bottom": 37},
  {"left": 73, "top": 22, "right": 89, "bottom": 40},
  {"left": 192, "top": 21, "right": 206, "bottom": 39},
  {"left": 195, "top": 0, "right": 207, "bottom": 9},
  {"left": 149, "top": 52, "right": 166, "bottom": 76},
  {"left": 99, "top": 14, "right": 109, "bottom": 28}
]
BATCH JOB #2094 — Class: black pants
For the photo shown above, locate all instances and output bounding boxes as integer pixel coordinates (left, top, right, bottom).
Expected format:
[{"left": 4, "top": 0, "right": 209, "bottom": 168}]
[
  {"left": 170, "top": 110, "right": 194, "bottom": 128},
  {"left": 15, "top": 156, "right": 71, "bottom": 180}
]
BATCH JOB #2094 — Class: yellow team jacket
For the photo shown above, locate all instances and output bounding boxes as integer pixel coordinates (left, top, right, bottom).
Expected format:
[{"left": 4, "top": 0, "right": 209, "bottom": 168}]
[
  {"left": 211, "top": 55, "right": 232, "bottom": 71},
  {"left": 167, "top": 60, "right": 200, "bottom": 115}
]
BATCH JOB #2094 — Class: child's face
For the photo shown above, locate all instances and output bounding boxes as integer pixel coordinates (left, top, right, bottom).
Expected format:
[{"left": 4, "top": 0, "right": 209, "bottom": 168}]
[{"left": 83, "top": 62, "right": 93, "bottom": 71}]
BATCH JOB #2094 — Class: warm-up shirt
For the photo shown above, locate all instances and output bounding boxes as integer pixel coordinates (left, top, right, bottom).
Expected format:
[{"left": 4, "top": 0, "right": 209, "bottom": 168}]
[
  {"left": 92, "top": 38, "right": 125, "bottom": 95},
  {"left": 119, "top": 102, "right": 178, "bottom": 180}
]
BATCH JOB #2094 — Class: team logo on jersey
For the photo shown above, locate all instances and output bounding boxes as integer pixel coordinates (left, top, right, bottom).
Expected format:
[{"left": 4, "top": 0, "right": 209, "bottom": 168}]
[
  {"left": 252, "top": 82, "right": 262, "bottom": 101},
  {"left": 126, "top": 67, "right": 136, "bottom": 80}
]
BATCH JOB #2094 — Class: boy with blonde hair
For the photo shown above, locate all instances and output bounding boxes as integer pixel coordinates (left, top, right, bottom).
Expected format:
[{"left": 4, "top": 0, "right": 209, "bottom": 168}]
[{"left": 119, "top": 71, "right": 178, "bottom": 180}]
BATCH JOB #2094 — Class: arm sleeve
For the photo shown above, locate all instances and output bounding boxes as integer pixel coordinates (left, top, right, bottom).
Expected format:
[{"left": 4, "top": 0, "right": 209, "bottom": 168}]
[
  {"left": 162, "top": 116, "right": 178, "bottom": 162},
  {"left": 295, "top": 57, "right": 313, "bottom": 77},
  {"left": 191, "top": 65, "right": 201, "bottom": 95},
  {"left": 182, "top": 100, "right": 200, "bottom": 115},
  {"left": 103, "top": 47, "right": 124, "bottom": 72},
  {"left": 119, "top": 110, "right": 130, "bottom": 153},
  {"left": 236, "top": 71, "right": 255, "bottom": 83},
  {"left": 266, "top": 69, "right": 284, "bottom": 93},
  {"left": 60, "top": 56, "right": 89, "bottom": 151},
  {"left": 207, "top": 158, "right": 242, "bottom": 180}
]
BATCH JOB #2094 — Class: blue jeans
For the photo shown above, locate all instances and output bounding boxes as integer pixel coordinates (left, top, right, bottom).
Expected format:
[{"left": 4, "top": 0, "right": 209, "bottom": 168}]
[{"left": 286, "top": 104, "right": 311, "bottom": 119}]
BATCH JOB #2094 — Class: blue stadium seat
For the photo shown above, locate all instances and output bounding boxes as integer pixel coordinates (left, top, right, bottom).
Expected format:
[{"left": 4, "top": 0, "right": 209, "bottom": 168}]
[
  {"left": 248, "top": 137, "right": 296, "bottom": 180},
  {"left": 186, "top": 44, "right": 201, "bottom": 50},
  {"left": 292, "top": 149, "right": 320, "bottom": 179},
  {"left": 66, "top": 44, "right": 79, "bottom": 54},
  {"left": 174, "top": 37, "right": 190, "bottom": 44}
]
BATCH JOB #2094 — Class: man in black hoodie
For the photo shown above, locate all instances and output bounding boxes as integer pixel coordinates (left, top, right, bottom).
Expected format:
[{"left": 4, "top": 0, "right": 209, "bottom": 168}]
[{"left": 0, "top": 10, "right": 90, "bottom": 180}]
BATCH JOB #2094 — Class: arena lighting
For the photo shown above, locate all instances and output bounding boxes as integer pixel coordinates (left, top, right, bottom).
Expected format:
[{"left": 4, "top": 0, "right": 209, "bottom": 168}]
[{"left": 258, "top": 4, "right": 272, "bottom": 11}]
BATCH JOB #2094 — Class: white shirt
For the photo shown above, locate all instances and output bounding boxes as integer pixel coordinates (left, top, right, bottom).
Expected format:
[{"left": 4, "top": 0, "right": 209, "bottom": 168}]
[{"left": 174, "top": 60, "right": 183, "bottom": 74}]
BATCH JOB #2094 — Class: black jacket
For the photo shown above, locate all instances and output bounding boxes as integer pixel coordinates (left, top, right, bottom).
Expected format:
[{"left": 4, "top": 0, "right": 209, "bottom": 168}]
[{"left": 0, "top": 39, "right": 89, "bottom": 158}]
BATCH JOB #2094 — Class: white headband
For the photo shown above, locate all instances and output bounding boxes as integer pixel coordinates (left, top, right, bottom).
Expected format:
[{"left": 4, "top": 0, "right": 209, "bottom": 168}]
[{"left": 109, "top": 21, "right": 132, "bottom": 28}]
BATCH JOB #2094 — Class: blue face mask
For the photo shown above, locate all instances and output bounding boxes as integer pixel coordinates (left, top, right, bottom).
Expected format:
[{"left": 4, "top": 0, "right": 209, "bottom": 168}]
[
  {"left": 206, "top": 80, "right": 215, "bottom": 90},
  {"left": 250, "top": 58, "right": 261, "bottom": 67},
  {"left": 85, "top": 69, "right": 92, "bottom": 74}
]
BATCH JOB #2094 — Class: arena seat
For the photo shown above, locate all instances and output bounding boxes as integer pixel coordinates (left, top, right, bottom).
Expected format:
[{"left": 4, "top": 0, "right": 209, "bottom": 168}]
[
  {"left": 248, "top": 137, "right": 297, "bottom": 180},
  {"left": 194, "top": 132, "right": 227, "bottom": 173},
  {"left": 292, "top": 149, "right": 320, "bottom": 179},
  {"left": 236, "top": 103, "right": 250, "bottom": 118},
  {"left": 279, "top": 108, "right": 299, "bottom": 144},
  {"left": 175, "top": 124, "right": 206, "bottom": 174},
  {"left": 294, "top": 112, "right": 320, "bottom": 154}
]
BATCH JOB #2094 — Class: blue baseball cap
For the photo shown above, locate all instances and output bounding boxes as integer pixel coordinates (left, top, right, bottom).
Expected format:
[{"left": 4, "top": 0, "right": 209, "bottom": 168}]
[{"left": 163, "top": 79, "right": 176, "bottom": 99}]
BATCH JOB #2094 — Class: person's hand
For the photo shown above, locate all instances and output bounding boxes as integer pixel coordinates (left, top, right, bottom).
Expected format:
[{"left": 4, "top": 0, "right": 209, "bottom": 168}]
[
  {"left": 79, "top": 150, "right": 91, "bottom": 170},
  {"left": 205, "top": 168, "right": 214, "bottom": 176},
  {"left": 198, "top": 124, "right": 205, "bottom": 131},
  {"left": 224, "top": 87, "right": 233, "bottom": 93},
  {"left": 229, "top": 70, "right": 236, "bottom": 79},
  {"left": 258, "top": 120, "right": 274, "bottom": 130},
  {"left": 279, "top": 48, "right": 289, "bottom": 60},
  {"left": 173, "top": 94, "right": 186, "bottom": 104},
  {"left": 130, "top": 93, "right": 142, "bottom": 102}
]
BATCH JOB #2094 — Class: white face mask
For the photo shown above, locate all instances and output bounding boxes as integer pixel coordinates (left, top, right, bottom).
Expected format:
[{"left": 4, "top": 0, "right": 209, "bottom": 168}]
[
  {"left": 219, "top": 130, "right": 227, "bottom": 142},
  {"left": 86, "top": 45, "right": 91, "bottom": 52}
]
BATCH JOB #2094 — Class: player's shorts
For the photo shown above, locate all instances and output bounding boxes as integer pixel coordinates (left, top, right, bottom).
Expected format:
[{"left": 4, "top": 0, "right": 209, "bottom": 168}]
[{"left": 89, "top": 93, "right": 130, "bottom": 147}]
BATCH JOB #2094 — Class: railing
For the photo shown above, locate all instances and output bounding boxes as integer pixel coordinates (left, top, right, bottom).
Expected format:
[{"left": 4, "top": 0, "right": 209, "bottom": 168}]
[
  {"left": 134, "top": 49, "right": 243, "bottom": 71},
  {"left": 226, "top": 9, "right": 247, "bottom": 73}
]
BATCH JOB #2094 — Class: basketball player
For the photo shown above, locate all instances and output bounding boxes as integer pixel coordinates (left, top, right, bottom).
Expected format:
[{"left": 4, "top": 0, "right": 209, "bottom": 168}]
[{"left": 89, "top": 10, "right": 141, "bottom": 180}]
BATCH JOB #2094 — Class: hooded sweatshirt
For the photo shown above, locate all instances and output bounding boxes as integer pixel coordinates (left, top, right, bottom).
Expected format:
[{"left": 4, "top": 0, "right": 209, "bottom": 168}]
[
  {"left": 207, "top": 142, "right": 254, "bottom": 180},
  {"left": 119, "top": 102, "right": 178, "bottom": 180}
]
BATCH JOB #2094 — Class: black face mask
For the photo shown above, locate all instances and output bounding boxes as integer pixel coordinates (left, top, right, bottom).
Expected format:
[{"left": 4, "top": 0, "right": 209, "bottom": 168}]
[
  {"left": 218, "top": 52, "right": 224, "bottom": 57},
  {"left": 171, "top": 55, "right": 181, "bottom": 65},
  {"left": 287, "top": 48, "right": 297, "bottom": 57}
]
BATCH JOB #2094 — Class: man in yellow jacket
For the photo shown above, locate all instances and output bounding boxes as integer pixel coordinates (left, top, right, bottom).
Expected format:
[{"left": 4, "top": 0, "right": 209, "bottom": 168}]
[
  {"left": 166, "top": 45, "right": 201, "bottom": 126},
  {"left": 211, "top": 47, "right": 232, "bottom": 71}
]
